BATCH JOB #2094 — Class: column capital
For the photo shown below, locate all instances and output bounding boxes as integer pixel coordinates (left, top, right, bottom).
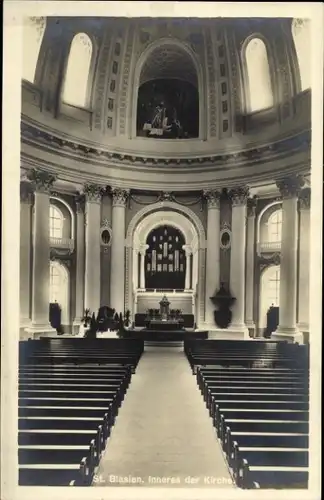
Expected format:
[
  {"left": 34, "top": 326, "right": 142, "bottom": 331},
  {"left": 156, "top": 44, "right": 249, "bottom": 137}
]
[
  {"left": 229, "top": 186, "right": 249, "bottom": 206},
  {"left": 75, "top": 194, "right": 85, "bottom": 213},
  {"left": 83, "top": 183, "right": 104, "bottom": 203},
  {"left": 139, "top": 244, "right": 149, "bottom": 256},
  {"left": 112, "top": 187, "right": 130, "bottom": 207},
  {"left": 276, "top": 175, "right": 305, "bottom": 199},
  {"left": 27, "top": 168, "right": 56, "bottom": 194},
  {"left": 247, "top": 196, "right": 258, "bottom": 217},
  {"left": 298, "top": 187, "right": 311, "bottom": 210},
  {"left": 182, "top": 244, "right": 193, "bottom": 256},
  {"left": 203, "top": 189, "right": 221, "bottom": 209},
  {"left": 20, "top": 182, "right": 33, "bottom": 204}
]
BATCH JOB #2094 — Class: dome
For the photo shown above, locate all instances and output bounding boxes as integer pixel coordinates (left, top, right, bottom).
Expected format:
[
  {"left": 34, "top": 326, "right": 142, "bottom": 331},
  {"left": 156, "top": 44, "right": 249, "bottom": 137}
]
[{"left": 21, "top": 16, "right": 311, "bottom": 191}]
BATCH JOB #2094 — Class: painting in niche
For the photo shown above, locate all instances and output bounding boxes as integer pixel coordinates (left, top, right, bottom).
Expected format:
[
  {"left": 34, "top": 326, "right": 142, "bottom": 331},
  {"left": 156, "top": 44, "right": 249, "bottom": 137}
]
[{"left": 136, "top": 79, "right": 199, "bottom": 139}]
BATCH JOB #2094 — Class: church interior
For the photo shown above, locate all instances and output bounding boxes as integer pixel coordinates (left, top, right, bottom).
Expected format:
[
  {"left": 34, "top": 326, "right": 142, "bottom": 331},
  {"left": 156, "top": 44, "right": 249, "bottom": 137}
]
[{"left": 17, "top": 15, "right": 313, "bottom": 491}]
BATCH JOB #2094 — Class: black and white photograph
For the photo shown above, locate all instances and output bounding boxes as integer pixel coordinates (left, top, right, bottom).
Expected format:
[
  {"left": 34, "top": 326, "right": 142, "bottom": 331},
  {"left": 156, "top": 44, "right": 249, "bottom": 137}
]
[{"left": 2, "top": 2, "right": 323, "bottom": 500}]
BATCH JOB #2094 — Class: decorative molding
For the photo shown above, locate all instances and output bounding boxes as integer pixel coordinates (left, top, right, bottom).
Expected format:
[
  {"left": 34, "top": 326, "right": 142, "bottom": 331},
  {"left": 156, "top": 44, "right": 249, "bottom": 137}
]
[
  {"left": 276, "top": 175, "right": 305, "bottom": 199},
  {"left": 83, "top": 183, "right": 104, "bottom": 203},
  {"left": 118, "top": 25, "right": 135, "bottom": 135},
  {"left": 220, "top": 227, "right": 232, "bottom": 250},
  {"left": 100, "top": 219, "right": 112, "bottom": 247},
  {"left": 229, "top": 186, "right": 250, "bottom": 206},
  {"left": 258, "top": 252, "right": 281, "bottom": 269},
  {"left": 26, "top": 168, "right": 56, "bottom": 193},
  {"left": 203, "top": 189, "right": 221, "bottom": 209},
  {"left": 205, "top": 29, "right": 217, "bottom": 137},
  {"left": 75, "top": 194, "right": 85, "bottom": 213},
  {"left": 111, "top": 187, "right": 130, "bottom": 207},
  {"left": 20, "top": 120, "right": 311, "bottom": 169},
  {"left": 298, "top": 187, "right": 311, "bottom": 210},
  {"left": 92, "top": 30, "right": 113, "bottom": 131}
]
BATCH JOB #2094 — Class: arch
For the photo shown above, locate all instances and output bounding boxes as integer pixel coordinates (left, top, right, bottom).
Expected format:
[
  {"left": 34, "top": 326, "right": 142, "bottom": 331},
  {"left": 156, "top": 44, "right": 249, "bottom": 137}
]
[
  {"left": 50, "top": 260, "right": 70, "bottom": 326},
  {"left": 62, "top": 32, "right": 93, "bottom": 107},
  {"left": 125, "top": 201, "right": 206, "bottom": 325},
  {"left": 256, "top": 200, "right": 282, "bottom": 244},
  {"left": 242, "top": 36, "right": 274, "bottom": 113},
  {"left": 259, "top": 265, "right": 280, "bottom": 330},
  {"left": 50, "top": 196, "right": 75, "bottom": 239},
  {"left": 291, "top": 19, "right": 311, "bottom": 91},
  {"left": 129, "top": 38, "right": 206, "bottom": 140},
  {"left": 22, "top": 17, "right": 47, "bottom": 83}
]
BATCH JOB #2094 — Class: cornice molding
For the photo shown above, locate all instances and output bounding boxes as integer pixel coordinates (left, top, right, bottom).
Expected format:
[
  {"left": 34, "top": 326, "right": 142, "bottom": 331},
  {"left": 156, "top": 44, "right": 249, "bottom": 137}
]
[{"left": 21, "top": 120, "right": 311, "bottom": 171}]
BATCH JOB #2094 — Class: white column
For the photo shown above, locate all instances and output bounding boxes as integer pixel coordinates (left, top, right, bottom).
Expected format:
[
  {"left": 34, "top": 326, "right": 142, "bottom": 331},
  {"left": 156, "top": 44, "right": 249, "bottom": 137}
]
[
  {"left": 183, "top": 245, "right": 192, "bottom": 290},
  {"left": 110, "top": 188, "right": 129, "bottom": 316},
  {"left": 73, "top": 195, "right": 85, "bottom": 326},
  {"left": 245, "top": 197, "right": 257, "bottom": 334},
  {"left": 297, "top": 189, "right": 311, "bottom": 335},
  {"left": 26, "top": 171, "right": 56, "bottom": 334},
  {"left": 204, "top": 190, "right": 221, "bottom": 326},
  {"left": 229, "top": 188, "right": 249, "bottom": 337},
  {"left": 139, "top": 244, "right": 149, "bottom": 289},
  {"left": 20, "top": 183, "right": 33, "bottom": 328},
  {"left": 84, "top": 185, "right": 102, "bottom": 315},
  {"left": 273, "top": 176, "right": 304, "bottom": 343}
]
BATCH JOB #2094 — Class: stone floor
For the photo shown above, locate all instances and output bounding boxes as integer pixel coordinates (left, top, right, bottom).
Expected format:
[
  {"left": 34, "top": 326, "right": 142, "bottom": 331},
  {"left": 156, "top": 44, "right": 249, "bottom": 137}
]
[{"left": 94, "top": 347, "right": 235, "bottom": 489}]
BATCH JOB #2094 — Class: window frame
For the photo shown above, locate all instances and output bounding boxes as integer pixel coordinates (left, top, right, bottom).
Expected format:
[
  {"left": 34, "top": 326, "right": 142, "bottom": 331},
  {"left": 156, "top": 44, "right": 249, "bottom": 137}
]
[{"left": 49, "top": 205, "right": 64, "bottom": 240}]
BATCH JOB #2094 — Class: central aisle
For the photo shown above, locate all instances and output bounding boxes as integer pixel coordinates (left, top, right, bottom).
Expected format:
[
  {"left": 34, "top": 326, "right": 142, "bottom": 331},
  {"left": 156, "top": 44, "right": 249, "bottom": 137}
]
[{"left": 94, "top": 348, "right": 235, "bottom": 489}]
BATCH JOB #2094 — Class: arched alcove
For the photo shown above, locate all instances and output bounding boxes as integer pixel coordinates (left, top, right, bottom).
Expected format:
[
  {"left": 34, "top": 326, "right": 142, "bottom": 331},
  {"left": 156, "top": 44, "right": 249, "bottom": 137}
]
[
  {"left": 130, "top": 39, "right": 205, "bottom": 139},
  {"left": 50, "top": 260, "right": 70, "bottom": 325},
  {"left": 257, "top": 200, "right": 282, "bottom": 245},
  {"left": 49, "top": 197, "right": 74, "bottom": 240}
]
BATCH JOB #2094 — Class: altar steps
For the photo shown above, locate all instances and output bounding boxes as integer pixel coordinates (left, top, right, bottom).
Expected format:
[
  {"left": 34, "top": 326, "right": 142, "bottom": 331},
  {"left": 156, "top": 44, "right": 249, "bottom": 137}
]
[{"left": 144, "top": 340, "right": 184, "bottom": 350}]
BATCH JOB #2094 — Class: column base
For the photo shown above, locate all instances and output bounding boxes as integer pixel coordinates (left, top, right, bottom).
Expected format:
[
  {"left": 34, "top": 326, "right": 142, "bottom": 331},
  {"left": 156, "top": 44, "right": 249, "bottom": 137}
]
[
  {"left": 245, "top": 320, "right": 256, "bottom": 337},
  {"left": 297, "top": 322, "right": 309, "bottom": 333},
  {"left": 25, "top": 324, "right": 57, "bottom": 339},
  {"left": 207, "top": 324, "right": 250, "bottom": 340},
  {"left": 271, "top": 327, "right": 303, "bottom": 344}
]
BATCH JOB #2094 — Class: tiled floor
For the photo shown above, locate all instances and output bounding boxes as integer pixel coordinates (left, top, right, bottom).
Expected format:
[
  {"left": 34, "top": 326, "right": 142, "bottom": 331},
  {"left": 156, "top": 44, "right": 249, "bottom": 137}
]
[{"left": 94, "top": 348, "right": 235, "bottom": 489}]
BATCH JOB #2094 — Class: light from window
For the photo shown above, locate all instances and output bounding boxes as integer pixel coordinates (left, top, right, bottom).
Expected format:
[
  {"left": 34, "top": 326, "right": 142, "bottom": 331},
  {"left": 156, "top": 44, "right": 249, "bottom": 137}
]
[
  {"left": 267, "top": 267, "right": 281, "bottom": 307},
  {"left": 50, "top": 262, "right": 61, "bottom": 303},
  {"left": 62, "top": 32, "right": 93, "bottom": 107},
  {"left": 245, "top": 38, "right": 273, "bottom": 112},
  {"left": 49, "top": 205, "right": 63, "bottom": 239},
  {"left": 292, "top": 19, "right": 311, "bottom": 91},
  {"left": 268, "top": 210, "right": 282, "bottom": 243},
  {"left": 22, "top": 17, "right": 46, "bottom": 82}
]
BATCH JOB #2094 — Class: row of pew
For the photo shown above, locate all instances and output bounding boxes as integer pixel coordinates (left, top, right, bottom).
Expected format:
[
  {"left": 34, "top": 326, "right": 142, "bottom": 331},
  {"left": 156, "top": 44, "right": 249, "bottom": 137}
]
[
  {"left": 18, "top": 338, "right": 144, "bottom": 486},
  {"left": 184, "top": 340, "right": 309, "bottom": 489}
]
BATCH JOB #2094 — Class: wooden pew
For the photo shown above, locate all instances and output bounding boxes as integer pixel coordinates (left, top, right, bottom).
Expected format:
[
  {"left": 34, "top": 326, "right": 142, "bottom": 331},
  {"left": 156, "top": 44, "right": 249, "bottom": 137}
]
[{"left": 240, "top": 462, "right": 308, "bottom": 489}]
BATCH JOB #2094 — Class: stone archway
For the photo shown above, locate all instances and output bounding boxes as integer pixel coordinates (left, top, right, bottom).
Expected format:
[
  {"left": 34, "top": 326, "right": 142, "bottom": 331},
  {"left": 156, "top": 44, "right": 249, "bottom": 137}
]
[{"left": 125, "top": 201, "right": 206, "bottom": 326}]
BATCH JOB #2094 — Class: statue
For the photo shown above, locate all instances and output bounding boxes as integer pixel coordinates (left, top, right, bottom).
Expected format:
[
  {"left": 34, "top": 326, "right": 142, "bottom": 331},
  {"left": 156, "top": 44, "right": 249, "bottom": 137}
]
[{"left": 159, "top": 295, "right": 170, "bottom": 320}]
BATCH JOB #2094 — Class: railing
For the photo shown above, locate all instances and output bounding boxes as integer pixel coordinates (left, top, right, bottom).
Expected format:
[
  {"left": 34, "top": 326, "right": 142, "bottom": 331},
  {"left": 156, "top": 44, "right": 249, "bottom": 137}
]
[
  {"left": 257, "top": 241, "right": 281, "bottom": 254},
  {"left": 50, "top": 237, "right": 75, "bottom": 252},
  {"left": 137, "top": 288, "right": 193, "bottom": 294}
]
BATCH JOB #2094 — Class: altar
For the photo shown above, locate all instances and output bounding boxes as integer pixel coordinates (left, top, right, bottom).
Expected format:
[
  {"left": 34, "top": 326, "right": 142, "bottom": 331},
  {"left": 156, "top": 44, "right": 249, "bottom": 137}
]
[{"left": 144, "top": 295, "right": 185, "bottom": 331}]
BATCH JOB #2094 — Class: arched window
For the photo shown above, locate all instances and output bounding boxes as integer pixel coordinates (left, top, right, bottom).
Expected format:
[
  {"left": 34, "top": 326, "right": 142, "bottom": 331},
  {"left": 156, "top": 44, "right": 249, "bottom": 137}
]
[
  {"left": 245, "top": 38, "right": 274, "bottom": 112},
  {"left": 62, "top": 32, "right": 93, "bottom": 107},
  {"left": 268, "top": 210, "right": 282, "bottom": 243},
  {"left": 292, "top": 19, "right": 311, "bottom": 91},
  {"left": 22, "top": 17, "right": 46, "bottom": 82},
  {"left": 49, "top": 205, "right": 63, "bottom": 239},
  {"left": 145, "top": 226, "right": 186, "bottom": 290}
]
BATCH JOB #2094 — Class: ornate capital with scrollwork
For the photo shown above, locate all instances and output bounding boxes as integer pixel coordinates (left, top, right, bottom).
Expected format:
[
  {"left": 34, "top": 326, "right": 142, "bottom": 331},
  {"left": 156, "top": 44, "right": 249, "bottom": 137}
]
[
  {"left": 182, "top": 244, "right": 193, "bottom": 257},
  {"left": 298, "top": 187, "right": 311, "bottom": 210},
  {"left": 229, "top": 186, "right": 249, "bottom": 206},
  {"left": 203, "top": 189, "right": 221, "bottom": 209},
  {"left": 83, "top": 183, "right": 103, "bottom": 203},
  {"left": 112, "top": 188, "right": 130, "bottom": 208},
  {"left": 26, "top": 168, "right": 56, "bottom": 194},
  {"left": 75, "top": 194, "right": 85, "bottom": 213},
  {"left": 139, "top": 244, "right": 149, "bottom": 256},
  {"left": 247, "top": 196, "right": 258, "bottom": 217},
  {"left": 20, "top": 182, "right": 33, "bottom": 204},
  {"left": 276, "top": 175, "right": 305, "bottom": 199}
]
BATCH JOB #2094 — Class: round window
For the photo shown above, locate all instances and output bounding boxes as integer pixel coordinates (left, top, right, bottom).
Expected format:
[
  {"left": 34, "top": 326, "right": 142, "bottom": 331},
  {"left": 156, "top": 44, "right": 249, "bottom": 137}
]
[{"left": 101, "top": 229, "right": 111, "bottom": 245}]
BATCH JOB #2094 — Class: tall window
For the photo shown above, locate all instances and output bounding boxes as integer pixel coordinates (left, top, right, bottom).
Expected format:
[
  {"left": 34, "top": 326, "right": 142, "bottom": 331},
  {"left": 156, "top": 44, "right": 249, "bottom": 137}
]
[
  {"left": 267, "top": 267, "right": 281, "bottom": 306},
  {"left": 260, "top": 265, "right": 281, "bottom": 329},
  {"left": 145, "top": 226, "right": 186, "bottom": 290},
  {"left": 292, "top": 19, "right": 311, "bottom": 91},
  {"left": 245, "top": 38, "right": 274, "bottom": 112},
  {"left": 22, "top": 17, "right": 46, "bottom": 82},
  {"left": 62, "top": 32, "right": 93, "bottom": 107},
  {"left": 268, "top": 210, "right": 282, "bottom": 242},
  {"left": 49, "top": 205, "right": 63, "bottom": 239},
  {"left": 50, "top": 262, "right": 61, "bottom": 303}
]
